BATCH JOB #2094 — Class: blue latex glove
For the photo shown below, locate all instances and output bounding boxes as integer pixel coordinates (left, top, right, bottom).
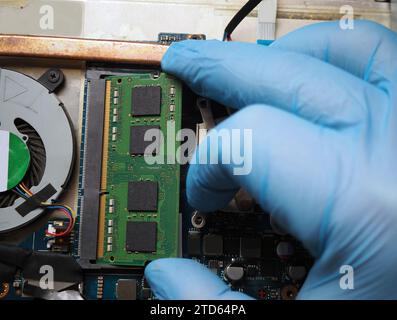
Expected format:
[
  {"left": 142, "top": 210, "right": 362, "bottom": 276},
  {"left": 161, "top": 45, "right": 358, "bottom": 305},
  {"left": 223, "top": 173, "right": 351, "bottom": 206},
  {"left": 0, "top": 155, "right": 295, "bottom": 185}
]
[{"left": 145, "top": 20, "right": 397, "bottom": 299}]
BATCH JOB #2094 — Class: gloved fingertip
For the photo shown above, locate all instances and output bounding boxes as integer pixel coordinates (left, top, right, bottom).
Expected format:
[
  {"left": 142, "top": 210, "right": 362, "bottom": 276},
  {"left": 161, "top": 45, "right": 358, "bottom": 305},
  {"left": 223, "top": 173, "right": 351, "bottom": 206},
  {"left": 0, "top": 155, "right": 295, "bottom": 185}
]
[
  {"left": 186, "top": 164, "right": 237, "bottom": 212},
  {"left": 145, "top": 258, "right": 252, "bottom": 300},
  {"left": 161, "top": 42, "right": 179, "bottom": 73}
]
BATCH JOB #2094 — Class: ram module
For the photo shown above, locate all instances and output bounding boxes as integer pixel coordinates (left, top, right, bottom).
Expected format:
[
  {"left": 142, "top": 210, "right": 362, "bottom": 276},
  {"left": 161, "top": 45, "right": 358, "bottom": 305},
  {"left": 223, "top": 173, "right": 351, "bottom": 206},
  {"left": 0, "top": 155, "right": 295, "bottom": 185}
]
[{"left": 96, "top": 72, "right": 181, "bottom": 266}]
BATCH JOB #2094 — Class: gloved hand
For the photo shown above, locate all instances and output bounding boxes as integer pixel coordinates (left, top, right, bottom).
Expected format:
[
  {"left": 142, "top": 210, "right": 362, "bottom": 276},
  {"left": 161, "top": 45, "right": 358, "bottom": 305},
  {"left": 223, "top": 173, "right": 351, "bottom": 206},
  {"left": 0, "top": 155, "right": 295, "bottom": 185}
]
[{"left": 145, "top": 20, "right": 397, "bottom": 299}]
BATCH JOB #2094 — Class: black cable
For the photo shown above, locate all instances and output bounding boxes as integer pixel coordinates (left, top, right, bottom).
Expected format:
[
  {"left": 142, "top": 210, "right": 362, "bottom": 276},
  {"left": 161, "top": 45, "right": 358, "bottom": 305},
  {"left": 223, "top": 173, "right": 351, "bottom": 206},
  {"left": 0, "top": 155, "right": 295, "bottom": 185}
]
[{"left": 223, "top": 0, "right": 263, "bottom": 41}]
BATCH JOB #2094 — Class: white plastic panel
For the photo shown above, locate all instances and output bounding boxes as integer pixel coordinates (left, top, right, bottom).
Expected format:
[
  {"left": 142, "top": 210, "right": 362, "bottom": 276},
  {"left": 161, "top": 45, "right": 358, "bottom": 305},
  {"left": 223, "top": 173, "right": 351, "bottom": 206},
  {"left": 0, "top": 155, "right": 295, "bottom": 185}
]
[{"left": 0, "top": 0, "right": 391, "bottom": 42}]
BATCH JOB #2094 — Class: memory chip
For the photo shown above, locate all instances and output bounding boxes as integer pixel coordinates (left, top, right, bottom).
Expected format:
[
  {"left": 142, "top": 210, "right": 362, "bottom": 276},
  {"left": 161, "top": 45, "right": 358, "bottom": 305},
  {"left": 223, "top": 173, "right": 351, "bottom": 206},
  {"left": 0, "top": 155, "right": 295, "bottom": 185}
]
[
  {"left": 126, "top": 221, "right": 157, "bottom": 252},
  {"left": 130, "top": 125, "right": 160, "bottom": 155},
  {"left": 128, "top": 181, "right": 158, "bottom": 212},
  {"left": 132, "top": 86, "right": 161, "bottom": 116}
]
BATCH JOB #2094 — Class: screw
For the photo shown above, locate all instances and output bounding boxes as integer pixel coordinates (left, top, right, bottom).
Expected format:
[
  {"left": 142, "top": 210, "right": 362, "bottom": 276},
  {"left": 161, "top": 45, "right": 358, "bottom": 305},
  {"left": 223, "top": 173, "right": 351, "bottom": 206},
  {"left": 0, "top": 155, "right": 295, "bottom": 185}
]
[{"left": 48, "top": 70, "right": 60, "bottom": 83}]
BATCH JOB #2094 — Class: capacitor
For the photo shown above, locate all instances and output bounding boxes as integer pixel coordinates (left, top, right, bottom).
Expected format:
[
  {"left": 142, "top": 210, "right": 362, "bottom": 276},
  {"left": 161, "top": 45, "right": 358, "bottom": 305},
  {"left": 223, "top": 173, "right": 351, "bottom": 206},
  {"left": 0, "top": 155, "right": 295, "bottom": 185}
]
[
  {"left": 288, "top": 266, "right": 307, "bottom": 281},
  {"left": 276, "top": 241, "right": 294, "bottom": 259},
  {"left": 0, "top": 283, "right": 10, "bottom": 299},
  {"left": 225, "top": 264, "right": 245, "bottom": 282},
  {"left": 281, "top": 284, "right": 298, "bottom": 300}
]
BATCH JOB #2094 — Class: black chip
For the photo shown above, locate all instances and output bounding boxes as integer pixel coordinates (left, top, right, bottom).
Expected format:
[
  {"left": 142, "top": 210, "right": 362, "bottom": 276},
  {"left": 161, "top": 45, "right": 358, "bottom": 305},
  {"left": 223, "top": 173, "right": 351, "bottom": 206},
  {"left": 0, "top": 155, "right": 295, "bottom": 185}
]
[
  {"left": 224, "top": 237, "right": 240, "bottom": 256},
  {"left": 208, "top": 260, "right": 220, "bottom": 269},
  {"left": 130, "top": 125, "right": 161, "bottom": 155},
  {"left": 245, "top": 266, "right": 259, "bottom": 277},
  {"left": 116, "top": 279, "right": 137, "bottom": 300},
  {"left": 240, "top": 237, "right": 262, "bottom": 258},
  {"left": 261, "top": 262, "right": 278, "bottom": 276},
  {"left": 132, "top": 86, "right": 161, "bottom": 116},
  {"left": 126, "top": 221, "right": 157, "bottom": 252},
  {"left": 141, "top": 288, "right": 152, "bottom": 299},
  {"left": 128, "top": 181, "right": 158, "bottom": 212},
  {"left": 262, "top": 236, "right": 276, "bottom": 257},
  {"left": 203, "top": 234, "right": 223, "bottom": 256},
  {"left": 187, "top": 232, "right": 201, "bottom": 256}
]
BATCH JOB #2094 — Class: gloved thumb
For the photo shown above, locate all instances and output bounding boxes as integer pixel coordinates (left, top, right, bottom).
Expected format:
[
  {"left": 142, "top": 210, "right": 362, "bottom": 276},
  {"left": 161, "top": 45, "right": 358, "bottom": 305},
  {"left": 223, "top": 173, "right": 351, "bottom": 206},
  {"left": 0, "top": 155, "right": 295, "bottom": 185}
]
[{"left": 145, "top": 258, "right": 252, "bottom": 300}]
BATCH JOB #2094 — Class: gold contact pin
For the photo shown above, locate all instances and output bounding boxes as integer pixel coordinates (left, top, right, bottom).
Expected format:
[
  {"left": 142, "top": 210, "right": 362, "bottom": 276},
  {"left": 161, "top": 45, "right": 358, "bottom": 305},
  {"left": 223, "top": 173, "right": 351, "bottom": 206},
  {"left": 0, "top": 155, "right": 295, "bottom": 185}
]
[{"left": 97, "top": 80, "right": 112, "bottom": 258}]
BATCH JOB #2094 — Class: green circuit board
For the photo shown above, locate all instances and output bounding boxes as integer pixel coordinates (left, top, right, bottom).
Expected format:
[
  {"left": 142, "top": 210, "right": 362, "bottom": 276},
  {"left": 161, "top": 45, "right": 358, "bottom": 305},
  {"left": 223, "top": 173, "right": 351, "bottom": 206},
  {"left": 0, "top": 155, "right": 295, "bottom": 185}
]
[{"left": 97, "top": 72, "right": 181, "bottom": 266}]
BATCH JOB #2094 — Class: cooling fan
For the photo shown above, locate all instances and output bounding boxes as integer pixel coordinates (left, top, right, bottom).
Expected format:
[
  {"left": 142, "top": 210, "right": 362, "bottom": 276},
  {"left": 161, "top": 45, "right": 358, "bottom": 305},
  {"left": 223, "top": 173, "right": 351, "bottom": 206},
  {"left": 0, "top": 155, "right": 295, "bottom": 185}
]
[{"left": 0, "top": 68, "right": 74, "bottom": 233}]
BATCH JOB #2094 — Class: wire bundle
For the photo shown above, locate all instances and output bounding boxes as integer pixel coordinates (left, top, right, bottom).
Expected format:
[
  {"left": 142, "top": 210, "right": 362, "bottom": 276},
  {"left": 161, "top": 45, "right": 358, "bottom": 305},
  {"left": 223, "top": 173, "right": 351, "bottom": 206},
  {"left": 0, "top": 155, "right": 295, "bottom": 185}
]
[{"left": 13, "top": 183, "right": 75, "bottom": 238}]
